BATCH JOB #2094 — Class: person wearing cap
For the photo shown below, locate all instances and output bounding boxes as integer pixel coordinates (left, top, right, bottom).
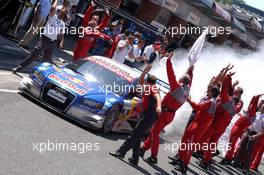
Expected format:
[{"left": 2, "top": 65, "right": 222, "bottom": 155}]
[
  {"left": 73, "top": 1, "right": 110, "bottom": 60},
  {"left": 13, "top": 7, "right": 67, "bottom": 73},
  {"left": 139, "top": 52, "right": 194, "bottom": 164},
  {"left": 109, "top": 65, "right": 162, "bottom": 165},
  {"left": 233, "top": 102, "right": 264, "bottom": 175},
  {"left": 220, "top": 94, "right": 262, "bottom": 166},
  {"left": 19, "top": 0, "right": 58, "bottom": 48}
]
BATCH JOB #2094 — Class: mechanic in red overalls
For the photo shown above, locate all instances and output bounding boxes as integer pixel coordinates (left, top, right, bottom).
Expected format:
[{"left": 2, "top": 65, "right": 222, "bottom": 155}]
[
  {"left": 250, "top": 103, "right": 264, "bottom": 171},
  {"left": 250, "top": 136, "right": 264, "bottom": 171},
  {"left": 139, "top": 52, "right": 194, "bottom": 164},
  {"left": 169, "top": 84, "right": 220, "bottom": 174},
  {"left": 73, "top": 1, "right": 110, "bottom": 60},
  {"left": 197, "top": 73, "right": 239, "bottom": 170},
  {"left": 220, "top": 94, "right": 263, "bottom": 165}
]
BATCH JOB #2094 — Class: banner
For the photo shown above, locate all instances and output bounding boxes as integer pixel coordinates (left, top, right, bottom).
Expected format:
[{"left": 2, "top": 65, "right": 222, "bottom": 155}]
[{"left": 187, "top": 29, "right": 208, "bottom": 66}]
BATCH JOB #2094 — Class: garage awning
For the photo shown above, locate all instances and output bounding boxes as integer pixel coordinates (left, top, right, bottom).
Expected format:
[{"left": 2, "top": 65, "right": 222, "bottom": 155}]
[
  {"left": 231, "top": 17, "right": 246, "bottom": 32},
  {"left": 250, "top": 17, "right": 263, "bottom": 32},
  {"left": 212, "top": 3, "right": 231, "bottom": 23},
  {"left": 188, "top": 0, "right": 214, "bottom": 9}
]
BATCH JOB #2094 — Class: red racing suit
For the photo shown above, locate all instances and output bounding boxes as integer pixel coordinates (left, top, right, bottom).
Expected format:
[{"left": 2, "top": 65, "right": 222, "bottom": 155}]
[
  {"left": 73, "top": 5, "right": 110, "bottom": 60},
  {"left": 224, "top": 95, "right": 260, "bottom": 161},
  {"left": 199, "top": 75, "right": 238, "bottom": 163},
  {"left": 178, "top": 97, "right": 217, "bottom": 166},
  {"left": 108, "top": 35, "right": 121, "bottom": 58},
  {"left": 142, "top": 57, "right": 193, "bottom": 158},
  {"left": 250, "top": 136, "right": 264, "bottom": 170}
]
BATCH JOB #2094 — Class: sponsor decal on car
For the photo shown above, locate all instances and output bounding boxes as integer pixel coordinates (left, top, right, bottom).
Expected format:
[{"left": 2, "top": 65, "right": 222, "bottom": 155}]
[
  {"left": 47, "top": 89, "right": 67, "bottom": 103},
  {"left": 87, "top": 57, "right": 135, "bottom": 83},
  {"left": 61, "top": 74, "right": 93, "bottom": 91},
  {"left": 48, "top": 74, "right": 88, "bottom": 95}
]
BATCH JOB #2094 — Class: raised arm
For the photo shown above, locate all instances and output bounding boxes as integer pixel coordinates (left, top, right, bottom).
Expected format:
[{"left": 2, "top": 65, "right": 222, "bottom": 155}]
[
  {"left": 82, "top": 4, "right": 96, "bottom": 27},
  {"left": 187, "top": 98, "right": 212, "bottom": 111},
  {"left": 220, "top": 75, "right": 232, "bottom": 103},
  {"left": 98, "top": 12, "right": 110, "bottom": 31},
  {"left": 248, "top": 95, "right": 263, "bottom": 118},
  {"left": 186, "top": 65, "right": 194, "bottom": 86},
  {"left": 166, "top": 52, "right": 179, "bottom": 91},
  {"left": 154, "top": 92, "right": 162, "bottom": 116},
  {"left": 211, "top": 64, "right": 233, "bottom": 85},
  {"left": 139, "top": 65, "right": 152, "bottom": 86},
  {"left": 52, "top": 0, "right": 58, "bottom": 8}
]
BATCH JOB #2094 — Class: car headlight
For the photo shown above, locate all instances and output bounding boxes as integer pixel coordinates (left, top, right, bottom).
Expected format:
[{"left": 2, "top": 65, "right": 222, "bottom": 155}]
[
  {"left": 38, "top": 72, "right": 45, "bottom": 81},
  {"left": 82, "top": 98, "right": 103, "bottom": 109},
  {"left": 33, "top": 71, "right": 45, "bottom": 83}
]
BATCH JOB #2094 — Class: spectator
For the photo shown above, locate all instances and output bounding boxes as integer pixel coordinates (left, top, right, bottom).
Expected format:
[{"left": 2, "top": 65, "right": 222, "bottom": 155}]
[
  {"left": 19, "top": 0, "right": 58, "bottom": 48},
  {"left": 112, "top": 35, "right": 134, "bottom": 64},
  {"left": 142, "top": 41, "right": 161, "bottom": 64},
  {"left": 124, "top": 39, "right": 145, "bottom": 68},
  {"left": 12, "top": 8, "right": 67, "bottom": 73}
]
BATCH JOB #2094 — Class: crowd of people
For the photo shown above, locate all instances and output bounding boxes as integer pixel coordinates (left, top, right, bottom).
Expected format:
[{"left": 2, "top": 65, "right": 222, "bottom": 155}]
[
  {"left": 109, "top": 51, "right": 264, "bottom": 175},
  {"left": 12, "top": 0, "right": 173, "bottom": 73},
  {"left": 9, "top": 1, "right": 264, "bottom": 175}
]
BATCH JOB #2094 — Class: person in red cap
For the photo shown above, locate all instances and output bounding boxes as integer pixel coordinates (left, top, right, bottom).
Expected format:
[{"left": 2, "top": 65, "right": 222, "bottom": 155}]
[
  {"left": 139, "top": 52, "right": 194, "bottom": 164},
  {"left": 197, "top": 72, "right": 238, "bottom": 170},
  {"left": 73, "top": 1, "right": 110, "bottom": 60},
  {"left": 168, "top": 84, "right": 220, "bottom": 174},
  {"left": 220, "top": 94, "right": 263, "bottom": 165}
]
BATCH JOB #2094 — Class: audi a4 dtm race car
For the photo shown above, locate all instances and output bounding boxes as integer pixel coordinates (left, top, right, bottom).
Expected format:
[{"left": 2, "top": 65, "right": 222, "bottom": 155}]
[{"left": 20, "top": 56, "right": 169, "bottom": 133}]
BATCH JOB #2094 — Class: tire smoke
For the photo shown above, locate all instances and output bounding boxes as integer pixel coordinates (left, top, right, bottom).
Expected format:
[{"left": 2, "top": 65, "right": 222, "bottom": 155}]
[{"left": 150, "top": 41, "right": 264, "bottom": 137}]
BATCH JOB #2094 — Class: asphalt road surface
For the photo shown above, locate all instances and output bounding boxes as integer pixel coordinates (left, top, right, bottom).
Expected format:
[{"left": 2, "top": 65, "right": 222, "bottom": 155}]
[{"left": 0, "top": 35, "right": 263, "bottom": 175}]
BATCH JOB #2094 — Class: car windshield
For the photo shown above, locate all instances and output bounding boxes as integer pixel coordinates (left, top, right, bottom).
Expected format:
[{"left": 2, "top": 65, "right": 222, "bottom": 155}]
[{"left": 66, "top": 59, "right": 136, "bottom": 96}]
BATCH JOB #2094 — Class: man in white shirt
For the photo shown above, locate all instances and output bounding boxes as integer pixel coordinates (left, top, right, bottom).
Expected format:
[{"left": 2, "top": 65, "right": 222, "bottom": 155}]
[
  {"left": 19, "top": 0, "right": 58, "bottom": 48},
  {"left": 142, "top": 42, "right": 160, "bottom": 62},
  {"left": 124, "top": 39, "right": 145, "bottom": 68},
  {"left": 112, "top": 35, "right": 134, "bottom": 64},
  {"left": 13, "top": 8, "right": 67, "bottom": 73},
  {"left": 233, "top": 96, "right": 264, "bottom": 175}
]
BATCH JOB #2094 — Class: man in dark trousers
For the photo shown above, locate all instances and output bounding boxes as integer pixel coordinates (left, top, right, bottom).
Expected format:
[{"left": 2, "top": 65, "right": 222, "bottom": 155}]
[
  {"left": 109, "top": 64, "right": 162, "bottom": 165},
  {"left": 12, "top": 7, "right": 67, "bottom": 73}
]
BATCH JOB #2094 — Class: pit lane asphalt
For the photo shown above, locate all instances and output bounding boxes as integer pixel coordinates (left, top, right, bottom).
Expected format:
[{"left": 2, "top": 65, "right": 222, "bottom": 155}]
[{"left": 0, "top": 36, "right": 263, "bottom": 175}]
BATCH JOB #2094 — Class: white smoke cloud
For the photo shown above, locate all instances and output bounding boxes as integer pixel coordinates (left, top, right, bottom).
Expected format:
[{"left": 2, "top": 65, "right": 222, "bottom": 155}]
[{"left": 150, "top": 41, "right": 264, "bottom": 138}]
